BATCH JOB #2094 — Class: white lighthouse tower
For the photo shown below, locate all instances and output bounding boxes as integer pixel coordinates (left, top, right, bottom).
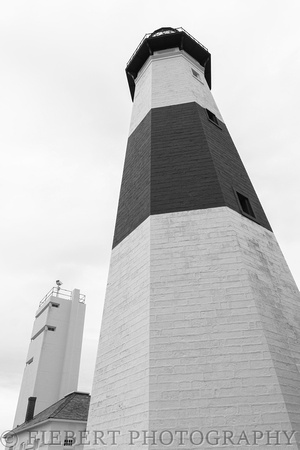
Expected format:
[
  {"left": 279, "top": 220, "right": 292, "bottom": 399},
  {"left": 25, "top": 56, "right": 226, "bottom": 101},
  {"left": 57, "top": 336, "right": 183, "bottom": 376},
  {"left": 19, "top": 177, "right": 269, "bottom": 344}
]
[
  {"left": 87, "top": 28, "right": 300, "bottom": 449},
  {"left": 13, "top": 285, "right": 86, "bottom": 428}
]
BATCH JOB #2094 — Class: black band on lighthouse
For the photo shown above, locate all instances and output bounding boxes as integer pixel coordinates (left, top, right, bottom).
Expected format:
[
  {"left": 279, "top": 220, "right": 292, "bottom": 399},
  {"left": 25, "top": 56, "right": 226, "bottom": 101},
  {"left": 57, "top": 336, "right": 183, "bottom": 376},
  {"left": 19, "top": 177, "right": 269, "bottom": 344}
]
[{"left": 112, "top": 102, "right": 271, "bottom": 248}]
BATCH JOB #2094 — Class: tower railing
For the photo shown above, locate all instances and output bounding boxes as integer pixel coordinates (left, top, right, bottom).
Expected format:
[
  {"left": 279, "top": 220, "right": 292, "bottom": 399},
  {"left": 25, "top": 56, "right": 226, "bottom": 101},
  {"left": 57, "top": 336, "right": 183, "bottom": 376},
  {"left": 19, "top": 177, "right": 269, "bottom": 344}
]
[
  {"left": 39, "top": 287, "right": 86, "bottom": 308},
  {"left": 126, "top": 27, "right": 208, "bottom": 68}
]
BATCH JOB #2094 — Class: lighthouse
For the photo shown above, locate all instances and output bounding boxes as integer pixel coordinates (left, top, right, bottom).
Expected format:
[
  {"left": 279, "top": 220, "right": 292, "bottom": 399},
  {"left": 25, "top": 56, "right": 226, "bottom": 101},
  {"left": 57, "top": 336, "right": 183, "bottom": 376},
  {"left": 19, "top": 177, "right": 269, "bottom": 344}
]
[{"left": 87, "top": 28, "right": 300, "bottom": 448}]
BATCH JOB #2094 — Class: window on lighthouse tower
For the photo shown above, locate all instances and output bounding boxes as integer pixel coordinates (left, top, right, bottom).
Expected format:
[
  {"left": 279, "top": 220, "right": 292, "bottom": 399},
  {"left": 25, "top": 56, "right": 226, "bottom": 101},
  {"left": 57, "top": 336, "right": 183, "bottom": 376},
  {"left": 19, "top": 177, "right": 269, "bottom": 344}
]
[{"left": 236, "top": 192, "right": 256, "bottom": 219}]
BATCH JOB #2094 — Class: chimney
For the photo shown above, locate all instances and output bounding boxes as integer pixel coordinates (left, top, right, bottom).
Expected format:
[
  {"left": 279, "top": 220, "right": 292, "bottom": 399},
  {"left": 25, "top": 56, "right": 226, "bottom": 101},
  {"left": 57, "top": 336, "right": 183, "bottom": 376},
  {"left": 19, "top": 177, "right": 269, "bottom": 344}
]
[{"left": 25, "top": 396, "right": 36, "bottom": 422}]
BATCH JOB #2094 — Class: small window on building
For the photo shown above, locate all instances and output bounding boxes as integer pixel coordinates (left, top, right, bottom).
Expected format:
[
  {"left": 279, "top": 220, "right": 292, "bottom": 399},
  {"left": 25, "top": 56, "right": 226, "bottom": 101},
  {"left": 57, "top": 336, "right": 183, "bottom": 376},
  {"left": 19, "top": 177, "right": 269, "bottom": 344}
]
[
  {"left": 50, "top": 302, "right": 59, "bottom": 308},
  {"left": 64, "top": 439, "right": 74, "bottom": 447},
  {"left": 206, "top": 109, "right": 221, "bottom": 127},
  {"left": 47, "top": 326, "right": 56, "bottom": 332},
  {"left": 236, "top": 192, "right": 255, "bottom": 218},
  {"left": 191, "top": 68, "right": 204, "bottom": 84},
  {"left": 26, "top": 357, "right": 33, "bottom": 365}
]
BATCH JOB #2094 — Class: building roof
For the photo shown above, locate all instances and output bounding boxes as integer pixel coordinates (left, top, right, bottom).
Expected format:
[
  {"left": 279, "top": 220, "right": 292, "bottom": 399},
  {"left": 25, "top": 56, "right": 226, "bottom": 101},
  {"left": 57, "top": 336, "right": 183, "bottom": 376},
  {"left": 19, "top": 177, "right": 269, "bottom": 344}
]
[{"left": 10, "top": 392, "right": 90, "bottom": 434}]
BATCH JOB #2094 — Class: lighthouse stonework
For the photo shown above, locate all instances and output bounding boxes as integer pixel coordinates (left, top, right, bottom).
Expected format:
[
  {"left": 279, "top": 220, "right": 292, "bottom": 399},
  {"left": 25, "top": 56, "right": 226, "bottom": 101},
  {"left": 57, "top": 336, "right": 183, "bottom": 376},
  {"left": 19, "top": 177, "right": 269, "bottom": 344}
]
[{"left": 87, "top": 28, "right": 300, "bottom": 449}]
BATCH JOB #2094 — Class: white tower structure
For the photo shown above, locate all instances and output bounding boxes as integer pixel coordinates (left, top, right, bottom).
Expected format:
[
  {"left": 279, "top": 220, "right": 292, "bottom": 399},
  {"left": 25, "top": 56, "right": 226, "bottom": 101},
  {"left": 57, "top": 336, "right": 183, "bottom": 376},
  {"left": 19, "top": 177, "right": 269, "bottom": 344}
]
[
  {"left": 13, "top": 286, "right": 86, "bottom": 428},
  {"left": 87, "top": 28, "right": 300, "bottom": 449}
]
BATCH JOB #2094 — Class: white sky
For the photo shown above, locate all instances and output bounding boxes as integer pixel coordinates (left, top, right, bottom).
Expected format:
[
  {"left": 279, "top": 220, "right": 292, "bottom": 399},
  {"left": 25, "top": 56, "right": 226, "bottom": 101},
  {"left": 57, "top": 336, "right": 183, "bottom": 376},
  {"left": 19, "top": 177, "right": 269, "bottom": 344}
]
[{"left": 1, "top": 0, "right": 300, "bottom": 437}]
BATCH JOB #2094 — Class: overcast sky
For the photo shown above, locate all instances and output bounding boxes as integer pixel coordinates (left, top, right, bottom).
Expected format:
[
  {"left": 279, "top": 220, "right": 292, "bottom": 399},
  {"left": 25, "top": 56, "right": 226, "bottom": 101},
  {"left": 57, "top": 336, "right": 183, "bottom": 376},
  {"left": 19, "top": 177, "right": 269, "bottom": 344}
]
[{"left": 1, "top": 0, "right": 300, "bottom": 438}]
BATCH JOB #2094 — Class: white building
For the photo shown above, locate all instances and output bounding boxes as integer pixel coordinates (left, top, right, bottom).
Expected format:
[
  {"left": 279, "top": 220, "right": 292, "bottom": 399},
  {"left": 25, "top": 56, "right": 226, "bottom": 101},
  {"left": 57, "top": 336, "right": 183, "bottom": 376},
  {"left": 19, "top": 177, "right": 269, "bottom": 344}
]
[{"left": 13, "top": 287, "right": 86, "bottom": 428}]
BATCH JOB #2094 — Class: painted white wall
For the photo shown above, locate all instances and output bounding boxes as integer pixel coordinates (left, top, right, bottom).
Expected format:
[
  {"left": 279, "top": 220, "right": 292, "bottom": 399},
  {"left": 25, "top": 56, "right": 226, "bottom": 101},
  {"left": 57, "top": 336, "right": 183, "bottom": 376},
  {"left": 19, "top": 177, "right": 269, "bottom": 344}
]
[
  {"left": 88, "top": 208, "right": 300, "bottom": 449},
  {"left": 129, "top": 48, "right": 223, "bottom": 136},
  {"left": 87, "top": 219, "right": 150, "bottom": 447},
  {"left": 59, "top": 290, "right": 86, "bottom": 399},
  {"left": 8, "top": 419, "right": 87, "bottom": 450},
  {"left": 149, "top": 207, "right": 300, "bottom": 446},
  {"left": 33, "top": 297, "right": 72, "bottom": 415}
]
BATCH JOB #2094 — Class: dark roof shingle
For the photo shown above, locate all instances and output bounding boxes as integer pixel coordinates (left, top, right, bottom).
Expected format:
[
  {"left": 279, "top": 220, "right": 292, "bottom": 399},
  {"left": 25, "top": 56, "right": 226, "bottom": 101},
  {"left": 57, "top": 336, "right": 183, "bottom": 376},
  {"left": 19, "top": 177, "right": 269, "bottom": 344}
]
[{"left": 11, "top": 392, "right": 90, "bottom": 433}]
